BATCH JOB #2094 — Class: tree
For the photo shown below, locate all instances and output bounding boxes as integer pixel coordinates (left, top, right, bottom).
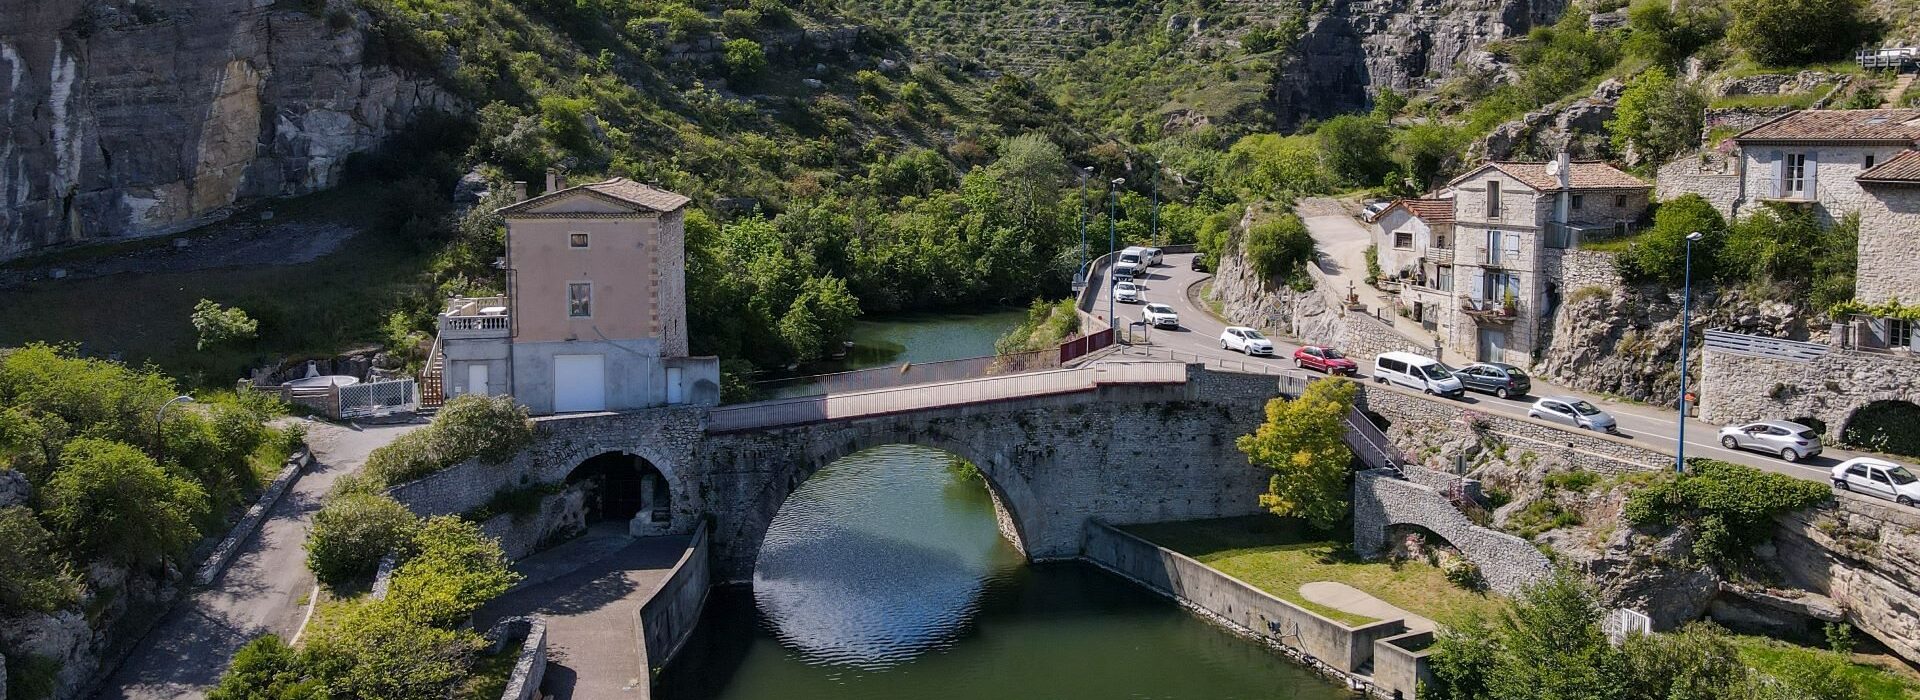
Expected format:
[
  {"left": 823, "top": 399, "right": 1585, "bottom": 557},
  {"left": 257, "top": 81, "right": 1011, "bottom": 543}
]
[
  {"left": 1609, "top": 68, "right": 1706, "bottom": 167},
  {"left": 0, "top": 505, "right": 81, "bottom": 613},
  {"left": 1226, "top": 133, "right": 1328, "bottom": 198},
  {"left": 1625, "top": 0, "right": 1727, "bottom": 67},
  {"left": 988, "top": 133, "right": 1066, "bottom": 227},
  {"left": 1244, "top": 213, "right": 1315, "bottom": 281},
  {"left": 191, "top": 299, "right": 259, "bottom": 350},
  {"left": 1235, "top": 378, "right": 1355, "bottom": 529},
  {"left": 1722, "top": 204, "right": 1830, "bottom": 290},
  {"left": 1391, "top": 123, "right": 1462, "bottom": 191},
  {"left": 207, "top": 636, "right": 325, "bottom": 700},
  {"left": 778, "top": 275, "right": 862, "bottom": 362},
  {"left": 305, "top": 492, "right": 418, "bottom": 587},
  {"left": 1315, "top": 115, "right": 1392, "bottom": 187},
  {"left": 1620, "top": 194, "right": 1727, "bottom": 285},
  {"left": 1429, "top": 570, "right": 1627, "bottom": 700},
  {"left": 383, "top": 516, "right": 520, "bottom": 628},
  {"left": 1729, "top": 0, "right": 1875, "bottom": 67},
  {"left": 1371, "top": 88, "right": 1408, "bottom": 120},
  {"left": 722, "top": 38, "right": 767, "bottom": 80},
  {"left": 43, "top": 438, "right": 207, "bottom": 565}
]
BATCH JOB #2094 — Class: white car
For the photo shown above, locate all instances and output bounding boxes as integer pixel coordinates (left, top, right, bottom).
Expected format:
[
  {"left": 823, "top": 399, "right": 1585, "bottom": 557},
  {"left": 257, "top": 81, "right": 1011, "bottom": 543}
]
[
  {"left": 1832, "top": 457, "right": 1920, "bottom": 506},
  {"left": 1115, "top": 281, "right": 1142, "bottom": 303},
  {"left": 1143, "top": 247, "right": 1164, "bottom": 266},
  {"left": 1142, "top": 303, "right": 1179, "bottom": 328},
  {"left": 1220, "top": 326, "right": 1274, "bottom": 355}
]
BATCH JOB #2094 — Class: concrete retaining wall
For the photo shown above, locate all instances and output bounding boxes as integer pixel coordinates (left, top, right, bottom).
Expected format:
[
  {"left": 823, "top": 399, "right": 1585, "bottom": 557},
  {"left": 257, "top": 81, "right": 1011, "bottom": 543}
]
[
  {"left": 637, "top": 521, "right": 711, "bottom": 679},
  {"left": 1361, "top": 384, "right": 1671, "bottom": 475},
  {"left": 1372, "top": 630, "right": 1434, "bottom": 700},
  {"left": 1081, "top": 521, "right": 1425, "bottom": 698},
  {"left": 1352, "top": 469, "right": 1554, "bottom": 596}
]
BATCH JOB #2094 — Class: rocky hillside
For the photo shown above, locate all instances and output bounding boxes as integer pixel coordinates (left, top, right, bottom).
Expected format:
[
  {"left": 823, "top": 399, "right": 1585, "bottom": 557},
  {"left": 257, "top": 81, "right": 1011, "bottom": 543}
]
[
  {"left": 0, "top": 0, "right": 455, "bottom": 260},
  {"left": 1536, "top": 284, "right": 1811, "bottom": 404}
]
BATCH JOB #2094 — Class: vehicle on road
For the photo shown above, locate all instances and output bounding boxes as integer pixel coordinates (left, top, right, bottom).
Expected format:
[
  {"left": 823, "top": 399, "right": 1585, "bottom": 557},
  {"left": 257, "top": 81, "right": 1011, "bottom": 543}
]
[
  {"left": 1220, "top": 327, "right": 1275, "bottom": 356},
  {"left": 1142, "top": 303, "right": 1179, "bottom": 328},
  {"left": 1718, "top": 420, "right": 1822, "bottom": 462},
  {"left": 1118, "top": 247, "right": 1150, "bottom": 277},
  {"left": 1373, "top": 351, "right": 1463, "bottom": 397},
  {"left": 1191, "top": 255, "right": 1206, "bottom": 271},
  {"left": 1112, "top": 265, "right": 1134, "bottom": 283},
  {"left": 1831, "top": 457, "right": 1920, "bottom": 505},
  {"left": 1143, "top": 247, "right": 1164, "bottom": 266},
  {"left": 1528, "top": 396, "right": 1617, "bottom": 433},
  {"left": 1456, "top": 363, "right": 1532, "bottom": 399},
  {"left": 1293, "top": 346, "right": 1357, "bottom": 375},
  {"left": 1115, "top": 281, "right": 1141, "bottom": 303}
]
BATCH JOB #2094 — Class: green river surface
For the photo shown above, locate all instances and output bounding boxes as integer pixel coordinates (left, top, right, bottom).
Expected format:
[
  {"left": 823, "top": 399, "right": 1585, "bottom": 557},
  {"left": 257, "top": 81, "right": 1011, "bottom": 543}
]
[{"left": 656, "top": 313, "right": 1349, "bottom": 700}]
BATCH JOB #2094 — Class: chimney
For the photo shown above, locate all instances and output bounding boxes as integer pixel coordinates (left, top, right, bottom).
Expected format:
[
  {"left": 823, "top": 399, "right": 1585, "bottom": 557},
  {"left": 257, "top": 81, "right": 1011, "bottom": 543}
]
[
  {"left": 1555, "top": 151, "right": 1572, "bottom": 190},
  {"left": 544, "top": 169, "right": 560, "bottom": 193},
  {"left": 511, "top": 181, "right": 528, "bottom": 202}
]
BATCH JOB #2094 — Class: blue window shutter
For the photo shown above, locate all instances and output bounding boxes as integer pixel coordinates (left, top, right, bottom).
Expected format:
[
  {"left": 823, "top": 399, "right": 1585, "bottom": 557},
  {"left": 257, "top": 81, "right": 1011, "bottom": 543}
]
[
  {"left": 1805, "top": 150, "right": 1818, "bottom": 200},
  {"left": 1768, "top": 150, "right": 1783, "bottom": 198}
]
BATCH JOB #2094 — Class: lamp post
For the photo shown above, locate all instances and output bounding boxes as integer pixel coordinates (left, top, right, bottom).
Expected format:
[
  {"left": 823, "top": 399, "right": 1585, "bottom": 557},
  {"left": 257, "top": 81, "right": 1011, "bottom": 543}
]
[
  {"left": 155, "top": 394, "right": 193, "bottom": 462},
  {"left": 1151, "top": 160, "right": 1161, "bottom": 246},
  {"left": 1108, "top": 177, "right": 1125, "bottom": 340},
  {"left": 1078, "top": 166, "right": 1093, "bottom": 289},
  {"left": 1675, "top": 230, "right": 1705, "bottom": 473}
]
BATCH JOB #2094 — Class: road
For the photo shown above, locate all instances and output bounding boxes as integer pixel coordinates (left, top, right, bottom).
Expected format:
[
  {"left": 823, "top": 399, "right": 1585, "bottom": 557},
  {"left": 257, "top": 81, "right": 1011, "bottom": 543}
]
[
  {"left": 94, "top": 420, "right": 421, "bottom": 700},
  {"left": 1096, "top": 251, "right": 1866, "bottom": 485}
]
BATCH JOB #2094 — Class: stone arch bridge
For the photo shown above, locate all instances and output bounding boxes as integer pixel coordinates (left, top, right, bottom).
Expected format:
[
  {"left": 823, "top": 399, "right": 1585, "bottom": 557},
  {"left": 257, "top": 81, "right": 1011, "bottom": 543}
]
[{"left": 389, "top": 363, "right": 1289, "bottom": 580}]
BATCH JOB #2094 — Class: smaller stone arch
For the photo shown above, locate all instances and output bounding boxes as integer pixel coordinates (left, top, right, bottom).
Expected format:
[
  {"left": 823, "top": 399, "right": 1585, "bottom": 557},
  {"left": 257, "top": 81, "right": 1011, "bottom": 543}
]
[
  {"left": 544, "top": 439, "right": 693, "bottom": 536},
  {"left": 564, "top": 451, "right": 679, "bottom": 536},
  {"left": 1840, "top": 398, "right": 1920, "bottom": 458}
]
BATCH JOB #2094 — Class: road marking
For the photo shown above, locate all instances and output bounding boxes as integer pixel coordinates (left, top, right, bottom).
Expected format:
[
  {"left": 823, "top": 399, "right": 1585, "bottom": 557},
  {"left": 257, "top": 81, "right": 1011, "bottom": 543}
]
[{"left": 290, "top": 584, "right": 320, "bottom": 645}]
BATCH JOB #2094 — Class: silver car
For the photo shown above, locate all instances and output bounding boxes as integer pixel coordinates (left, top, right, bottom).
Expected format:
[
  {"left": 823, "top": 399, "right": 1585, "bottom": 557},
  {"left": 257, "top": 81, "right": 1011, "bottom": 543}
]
[
  {"left": 1528, "top": 395, "right": 1618, "bottom": 433},
  {"left": 1718, "top": 420, "right": 1822, "bottom": 462}
]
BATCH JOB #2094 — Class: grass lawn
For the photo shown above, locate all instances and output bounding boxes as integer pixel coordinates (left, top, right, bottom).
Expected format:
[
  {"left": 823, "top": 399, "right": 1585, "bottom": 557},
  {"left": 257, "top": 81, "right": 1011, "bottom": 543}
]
[
  {"left": 1733, "top": 635, "right": 1920, "bottom": 700},
  {"left": 1124, "top": 515, "right": 1508, "bottom": 627},
  {"left": 0, "top": 184, "right": 430, "bottom": 387}
]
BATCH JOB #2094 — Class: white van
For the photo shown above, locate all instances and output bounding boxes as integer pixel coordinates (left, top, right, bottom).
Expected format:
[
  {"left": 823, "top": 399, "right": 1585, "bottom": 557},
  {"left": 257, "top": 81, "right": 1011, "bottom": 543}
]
[
  {"left": 1117, "top": 247, "right": 1150, "bottom": 277},
  {"left": 1373, "top": 351, "right": 1465, "bottom": 398}
]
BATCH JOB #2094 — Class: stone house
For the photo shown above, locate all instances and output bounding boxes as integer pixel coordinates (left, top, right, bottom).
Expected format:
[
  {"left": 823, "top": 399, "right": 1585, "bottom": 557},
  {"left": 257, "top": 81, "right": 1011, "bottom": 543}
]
[
  {"left": 428, "top": 174, "right": 721, "bottom": 415},
  {"left": 1436, "top": 157, "right": 1650, "bottom": 364},
  {"left": 1727, "top": 109, "right": 1920, "bottom": 225},
  {"left": 1368, "top": 197, "right": 1457, "bottom": 336}
]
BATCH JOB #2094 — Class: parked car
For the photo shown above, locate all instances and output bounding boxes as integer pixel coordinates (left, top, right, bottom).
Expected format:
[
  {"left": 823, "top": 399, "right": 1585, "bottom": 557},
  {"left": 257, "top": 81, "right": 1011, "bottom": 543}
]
[
  {"left": 1456, "top": 362, "right": 1532, "bottom": 399},
  {"left": 1220, "top": 327, "right": 1275, "bottom": 356},
  {"left": 1372, "top": 351, "right": 1464, "bottom": 397},
  {"left": 1142, "top": 303, "right": 1179, "bottom": 328},
  {"left": 1293, "top": 346, "right": 1357, "bottom": 375},
  {"left": 1191, "top": 255, "right": 1206, "bottom": 271},
  {"left": 1528, "top": 396, "right": 1617, "bottom": 433},
  {"left": 1831, "top": 457, "right": 1920, "bottom": 506},
  {"left": 1718, "top": 420, "right": 1822, "bottom": 462},
  {"left": 1115, "top": 280, "right": 1142, "bottom": 303},
  {"left": 1143, "top": 247, "right": 1164, "bottom": 266}
]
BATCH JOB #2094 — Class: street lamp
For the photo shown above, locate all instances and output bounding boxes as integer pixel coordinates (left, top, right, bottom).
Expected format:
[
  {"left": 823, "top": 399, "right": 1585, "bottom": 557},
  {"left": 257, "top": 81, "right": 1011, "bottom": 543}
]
[
  {"left": 1151, "top": 160, "right": 1162, "bottom": 246},
  {"left": 1108, "top": 177, "right": 1125, "bottom": 340},
  {"left": 155, "top": 394, "right": 193, "bottom": 462},
  {"left": 1078, "top": 166, "right": 1093, "bottom": 289},
  {"left": 1675, "top": 230, "right": 1705, "bottom": 473}
]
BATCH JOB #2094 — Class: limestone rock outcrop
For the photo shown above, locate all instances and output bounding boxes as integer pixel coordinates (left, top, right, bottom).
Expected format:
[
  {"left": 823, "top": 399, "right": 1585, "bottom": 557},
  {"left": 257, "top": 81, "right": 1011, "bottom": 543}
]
[
  {"left": 1471, "top": 78, "right": 1624, "bottom": 162},
  {"left": 0, "top": 0, "right": 457, "bottom": 260},
  {"left": 1774, "top": 494, "right": 1920, "bottom": 664},
  {"left": 1535, "top": 285, "right": 1807, "bottom": 404}
]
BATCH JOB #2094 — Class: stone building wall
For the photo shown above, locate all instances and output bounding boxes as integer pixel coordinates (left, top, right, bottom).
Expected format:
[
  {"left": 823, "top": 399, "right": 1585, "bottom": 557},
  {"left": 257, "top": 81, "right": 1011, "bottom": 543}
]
[
  {"left": 1656, "top": 152, "right": 1744, "bottom": 218},
  {"left": 1737, "top": 144, "right": 1900, "bottom": 225},
  {"left": 1700, "top": 346, "right": 1920, "bottom": 442},
  {"left": 1360, "top": 384, "right": 1672, "bottom": 475},
  {"left": 1543, "top": 248, "right": 1623, "bottom": 295},
  {"left": 1352, "top": 468, "right": 1554, "bottom": 596},
  {"left": 1774, "top": 491, "right": 1920, "bottom": 664},
  {"left": 1853, "top": 183, "right": 1920, "bottom": 306}
]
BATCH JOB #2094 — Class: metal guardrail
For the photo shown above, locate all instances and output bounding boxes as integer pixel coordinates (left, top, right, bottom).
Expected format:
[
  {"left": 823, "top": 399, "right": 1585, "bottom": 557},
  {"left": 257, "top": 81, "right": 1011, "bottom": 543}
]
[
  {"left": 1703, "top": 328, "right": 1830, "bottom": 362},
  {"left": 709, "top": 363, "right": 1190, "bottom": 432}
]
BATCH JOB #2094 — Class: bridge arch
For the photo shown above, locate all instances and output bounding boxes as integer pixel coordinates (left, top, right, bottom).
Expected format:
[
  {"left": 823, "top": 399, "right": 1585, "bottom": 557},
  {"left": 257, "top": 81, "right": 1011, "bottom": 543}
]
[
  {"left": 546, "top": 440, "right": 694, "bottom": 536},
  {"left": 1840, "top": 398, "right": 1920, "bottom": 458},
  {"left": 795, "top": 432, "right": 1039, "bottom": 555}
]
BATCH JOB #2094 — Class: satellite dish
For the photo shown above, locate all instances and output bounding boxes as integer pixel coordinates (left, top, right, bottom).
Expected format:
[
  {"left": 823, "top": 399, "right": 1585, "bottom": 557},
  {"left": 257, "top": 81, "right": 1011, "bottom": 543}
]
[{"left": 1544, "top": 159, "right": 1563, "bottom": 177}]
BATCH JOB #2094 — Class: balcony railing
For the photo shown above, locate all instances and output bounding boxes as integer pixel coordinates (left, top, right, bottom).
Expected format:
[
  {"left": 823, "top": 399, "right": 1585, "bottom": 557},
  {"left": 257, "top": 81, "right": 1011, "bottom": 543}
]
[
  {"left": 1459, "top": 295, "right": 1519, "bottom": 324},
  {"left": 439, "top": 295, "right": 511, "bottom": 338}
]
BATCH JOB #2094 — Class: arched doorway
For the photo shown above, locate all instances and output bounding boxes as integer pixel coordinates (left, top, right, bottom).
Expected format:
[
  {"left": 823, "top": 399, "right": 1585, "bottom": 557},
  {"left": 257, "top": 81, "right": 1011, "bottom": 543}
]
[
  {"left": 566, "top": 451, "right": 672, "bottom": 527},
  {"left": 1842, "top": 400, "right": 1920, "bottom": 458}
]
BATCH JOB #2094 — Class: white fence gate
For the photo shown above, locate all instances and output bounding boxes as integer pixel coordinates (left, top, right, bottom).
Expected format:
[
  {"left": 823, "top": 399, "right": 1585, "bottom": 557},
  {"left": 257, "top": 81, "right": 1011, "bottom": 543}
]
[
  {"left": 338, "top": 379, "right": 418, "bottom": 418},
  {"left": 1603, "top": 608, "right": 1652, "bottom": 645}
]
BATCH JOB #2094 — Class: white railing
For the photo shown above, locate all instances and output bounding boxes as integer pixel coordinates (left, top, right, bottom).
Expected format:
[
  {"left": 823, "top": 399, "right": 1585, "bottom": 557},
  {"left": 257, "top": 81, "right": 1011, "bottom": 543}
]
[
  {"left": 440, "top": 314, "right": 511, "bottom": 332},
  {"left": 445, "top": 295, "right": 509, "bottom": 315},
  {"left": 708, "top": 363, "right": 1187, "bottom": 432},
  {"left": 1603, "top": 608, "right": 1652, "bottom": 645},
  {"left": 339, "top": 379, "right": 418, "bottom": 418},
  {"left": 1704, "top": 328, "right": 1829, "bottom": 362}
]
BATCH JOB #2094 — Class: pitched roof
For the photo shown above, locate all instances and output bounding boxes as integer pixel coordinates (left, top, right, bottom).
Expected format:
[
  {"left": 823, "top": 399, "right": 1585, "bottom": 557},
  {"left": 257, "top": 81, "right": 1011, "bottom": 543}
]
[
  {"left": 1450, "top": 161, "right": 1649, "bottom": 192},
  {"left": 1377, "top": 197, "right": 1454, "bottom": 224},
  {"left": 1735, "top": 109, "right": 1920, "bottom": 144},
  {"left": 498, "top": 177, "right": 691, "bottom": 215},
  {"left": 1858, "top": 149, "right": 1920, "bottom": 184}
]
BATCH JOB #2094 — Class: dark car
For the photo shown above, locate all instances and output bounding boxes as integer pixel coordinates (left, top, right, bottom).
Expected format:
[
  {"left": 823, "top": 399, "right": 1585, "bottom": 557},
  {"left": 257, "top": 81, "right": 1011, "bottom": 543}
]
[
  {"left": 1190, "top": 255, "right": 1206, "bottom": 271},
  {"left": 1456, "top": 362, "right": 1532, "bottom": 399},
  {"left": 1293, "top": 346, "right": 1358, "bottom": 375}
]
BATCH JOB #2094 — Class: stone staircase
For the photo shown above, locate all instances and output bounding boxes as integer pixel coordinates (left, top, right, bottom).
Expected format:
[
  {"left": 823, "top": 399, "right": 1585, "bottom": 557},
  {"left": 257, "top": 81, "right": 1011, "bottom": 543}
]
[{"left": 1885, "top": 71, "right": 1917, "bottom": 108}]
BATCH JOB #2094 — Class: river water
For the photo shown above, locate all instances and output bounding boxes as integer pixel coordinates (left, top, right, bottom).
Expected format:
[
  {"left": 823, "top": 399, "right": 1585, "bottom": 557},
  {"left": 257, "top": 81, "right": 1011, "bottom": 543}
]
[{"left": 654, "top": 445, "right": 1350, "bottom": 700}]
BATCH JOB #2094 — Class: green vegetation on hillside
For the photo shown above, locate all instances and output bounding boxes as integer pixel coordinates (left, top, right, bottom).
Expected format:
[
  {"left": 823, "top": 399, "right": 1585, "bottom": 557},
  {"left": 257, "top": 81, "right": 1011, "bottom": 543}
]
[{"left": 1624, "top": 458, "right": 1832, "bottom": 566}]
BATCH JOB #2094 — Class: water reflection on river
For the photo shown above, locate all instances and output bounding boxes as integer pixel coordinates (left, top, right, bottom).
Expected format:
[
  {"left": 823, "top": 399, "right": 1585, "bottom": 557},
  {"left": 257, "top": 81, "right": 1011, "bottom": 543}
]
[{"left": 655, "top": 446, "right": 1350, "bottom": 700}]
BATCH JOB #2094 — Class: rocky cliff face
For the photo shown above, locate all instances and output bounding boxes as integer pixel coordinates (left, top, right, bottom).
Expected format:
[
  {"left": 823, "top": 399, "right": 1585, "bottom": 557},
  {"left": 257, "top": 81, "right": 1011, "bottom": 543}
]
[
  {"left": 0, "top": 0, "right": 455, "bottom": 261},
  {"left": 1774, "top": 493, "right": 1920, "bottom": 664},
  {"left": 1535, "top": 285, "right": 1808, "bottom": 403},
  {"left": 1271, "top": 0, "right": 1569, "bottom": 130}
]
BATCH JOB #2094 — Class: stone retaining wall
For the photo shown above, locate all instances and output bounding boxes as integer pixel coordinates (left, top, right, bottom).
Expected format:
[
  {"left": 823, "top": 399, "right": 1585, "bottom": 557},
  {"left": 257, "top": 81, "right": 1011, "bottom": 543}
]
[
  {"left": 1352, "top": 469, "right": 1553, "bottom": 596},
  {"left": 1544, "top": 248, "right": 1623, "bottom": 295},
  {"left": 194, "top": 447, "right": 313, "bottom": 586},
  {"left": 1360, "top": 384, "right": 1671, "bottom": 475},
  {"left": 1656, "top": 151, "right": 1743, "bottom": 218},
  {"left": 483, "top": 617, "right": 548, "bottom": 700},
  {"left": 637, "top": 522, "right": 711, "bottom": 682},
  {"left": 1082, "top": 521, "right": 1426, "bottom": 699},
  {"left": 1702, "top": 345, "right": 1920, "bottom": 443}
]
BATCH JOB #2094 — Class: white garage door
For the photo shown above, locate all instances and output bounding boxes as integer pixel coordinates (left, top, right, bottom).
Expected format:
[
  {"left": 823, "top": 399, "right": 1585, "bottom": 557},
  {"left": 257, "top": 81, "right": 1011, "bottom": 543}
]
[{"left": 553, "top": 354, "right": 606, "bottom": 412}]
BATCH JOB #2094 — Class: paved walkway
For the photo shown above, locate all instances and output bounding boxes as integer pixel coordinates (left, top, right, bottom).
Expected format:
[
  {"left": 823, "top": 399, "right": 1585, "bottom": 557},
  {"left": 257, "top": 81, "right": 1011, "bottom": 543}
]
[
  {"left": 1299, "top": 198, "right": 1467, "bottom": 364},
  {"left": 1298, "top": 582, "right": 1436, "bottom": 632},
  {"left": 475, "top": 529, "right": 693, "bottom": 700},
  {"left": 94, "top": 420, "right": 421, "bottom": 700}
]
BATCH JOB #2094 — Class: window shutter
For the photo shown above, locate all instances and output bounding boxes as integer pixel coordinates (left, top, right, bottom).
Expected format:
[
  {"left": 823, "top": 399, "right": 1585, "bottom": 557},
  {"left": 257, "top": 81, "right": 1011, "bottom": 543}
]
[
  {"left": 1805, "top": 151, "right": 1818, "bottom": 200},
  {"left": 1768, "top": 150, "right": 1783, "bottom": 198},
  {"left": 1505, "top": 232, "right": 1521, "bottom": 258},
  {"left": 1470, "top": 271, "right": 1484, "bottom": 300}
]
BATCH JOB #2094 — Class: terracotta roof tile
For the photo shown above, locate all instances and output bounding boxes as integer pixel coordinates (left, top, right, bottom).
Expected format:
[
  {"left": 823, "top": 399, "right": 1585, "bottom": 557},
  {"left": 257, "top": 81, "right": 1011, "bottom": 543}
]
[
  {"left": 1473, "top": 161, "right": 1649, "bottom": 192},
  {"left": 1858, "top": 149, "right": 1920, "bottom": 184},
  {"left": 1378, "top": 198, "right": 1454, "bottom": 223},
  {"left": 581, "top": 178, "right": 692, "bottom": 212},
  {"left": 1736, "top": 109, "right": 1920, "bottom": 143}
]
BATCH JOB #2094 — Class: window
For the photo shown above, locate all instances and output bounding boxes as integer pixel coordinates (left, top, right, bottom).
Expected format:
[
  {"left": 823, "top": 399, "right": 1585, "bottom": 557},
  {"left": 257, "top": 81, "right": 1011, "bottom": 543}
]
[
  {"left": 1486, "top": 180, "right": 1502, "bottom": 218},
  {"left": 1571, "top": 194, "right": 1585, "bottom": 210},
  {"left": 1783, "top": 152, "right": 1808, "bottom": 197},
  {"left": 1891, "top": 318, "right": 1914, "bottom": 349},
  {"left": 1393, "top": 231, "right": 1413, "bottom": 249},
  {"left": 1486, "top": 230, "right": 1503, "bottom": 265},
  {"left": 569, "top": 232, "right": 589, "bottom": 248},
  {"left": 1614, "top": 194, "right": 1627, "bottom": 208},
  {"left": 1433, "top": 229, "right": 1450, "bottom": 249},
  {"left": 1436, "top": 265, "right": 1454, "bottom": 292},
  {"left": 1866, "top": 153, "right": 1877, "bottom": 170},
  {"left": 568, "top": 282, "right": 592, "bottom": 318}
]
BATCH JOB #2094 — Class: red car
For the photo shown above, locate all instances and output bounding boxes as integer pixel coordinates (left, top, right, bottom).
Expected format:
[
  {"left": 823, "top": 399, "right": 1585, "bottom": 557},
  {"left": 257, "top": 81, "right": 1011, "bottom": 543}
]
[{"left": 1293, "top": 346, "right": 1358, "bottom": 375}]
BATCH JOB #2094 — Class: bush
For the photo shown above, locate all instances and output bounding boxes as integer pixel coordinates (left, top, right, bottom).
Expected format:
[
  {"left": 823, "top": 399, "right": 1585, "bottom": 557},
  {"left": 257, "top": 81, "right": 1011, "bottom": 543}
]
[
  {"left": 305, "top": 493, "right": 419, "bottom": 587},
  {"left": 1722, "top": 204, "right": 1857, "bottom": 304},
  {"left": 722, "top": 38, "right": 767, "bottom": 80},
  {"left": 1619, "top": 194, "right": 1727, "bottom": 285},
  {"left": 1625, "top": 0, "right": 1727, "bottom": 67},
  {"left": 1609, "top": 67, "right": 1706, "bottom": 167},
  {"left": 1315, "top": 115, "right": 1392, "bottom": 187},
  {"left": 1245, "top": 213, "right": 1315, "bottom": 282},
  {"left": 361, "top": 394, "right": 533, "bottom": 488},
  {"left": 207, "top": 635, "right": 325, "bottom": 700},
  {"left": 44, "top": 438, "right": 207, "bottom": 566},
  {"left": 302, "top": 598, "right": 482, "bottom": 700},
  {"left": 382, "top": 516, "right": 520, "bottom": 627},
  {"left": 0, "top": 505, "right": 81, "bottom": 613},
  {"left": 1624, "top": 459, "right": 1830, "bottom": 565},
  {"left": 1729, "top": 0, "right": 1875, "bottom": 68},
  {"left": 1236, "top": 378, "right": 1356, "bottom": 529},
  {"left": 191, "top": 299, "right": 259, "bottom": 350},
  {"left": 1443, "top": 559, "right": 1485, "bottom": 591}
]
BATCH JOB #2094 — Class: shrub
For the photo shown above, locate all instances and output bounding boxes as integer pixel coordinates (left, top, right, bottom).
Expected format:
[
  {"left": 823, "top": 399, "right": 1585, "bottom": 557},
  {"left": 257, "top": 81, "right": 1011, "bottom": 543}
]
[
  {"left": 361, "top": 394, "right": 533, "bottom": 488},
  {"left": 1443, "top": 558, "right": 1486, "bottom": 591},
  {"left": 0, "top": 505, "right": 81, "bottom": 613},
  {"left": 191, "top": 299, "right": 259, "bottom": 350},
  {"left": 383, "top": 516, "right": 519, "bottom": 627},
  {"left": 1609, "top": 68, "right": 1706, "bottom": 167},
  {"left": 1245, "top": 213, "right": 1315, "bottom": 281},
  {"left": 302, "top": 598, "right": 482, "bottom": 700},
  {"left": 207, "top": 635, "right": 325, "bottom": 700},
  {"left": 1624, "top": 459, "right": 1830, "bottom": 565},
  {"left": 1728, "top": 0, "right": 1875, "bottom": 68},
  {"left": 305, "top": 493, "right": 418, "bottom": 587},
  {"left": 722, "top": 38, "right": 767, "bottom": 80},
  {"left": 44, "top": 438, "right": 207, "bottom": 566},
  {"left": 1315, "top": 115, "right": 1392, "bottom": 187},
  {"left": 1236, "top": 378, "right": 1357, "bottom": 529},
  {"left": 1619, "top": 194, "right": 1726, "bottom": 285},
  {"left": 1542, "top": 469, "right": 1600, "bottom": 493},
  {"left": 995, "top": 298, "right": 1080, "bottom": 355}
]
